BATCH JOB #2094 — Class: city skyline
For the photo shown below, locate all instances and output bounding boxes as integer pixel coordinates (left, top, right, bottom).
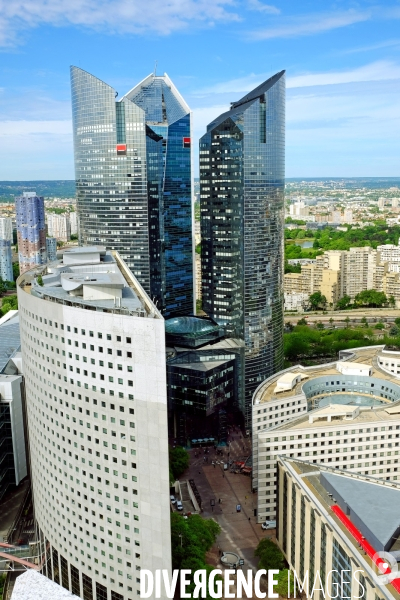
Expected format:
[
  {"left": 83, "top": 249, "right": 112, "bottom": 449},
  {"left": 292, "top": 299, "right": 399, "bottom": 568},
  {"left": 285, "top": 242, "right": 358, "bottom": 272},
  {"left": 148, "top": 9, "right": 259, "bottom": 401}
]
[{"left": 1, "top": 1, "right": 400, "bottom": 180}]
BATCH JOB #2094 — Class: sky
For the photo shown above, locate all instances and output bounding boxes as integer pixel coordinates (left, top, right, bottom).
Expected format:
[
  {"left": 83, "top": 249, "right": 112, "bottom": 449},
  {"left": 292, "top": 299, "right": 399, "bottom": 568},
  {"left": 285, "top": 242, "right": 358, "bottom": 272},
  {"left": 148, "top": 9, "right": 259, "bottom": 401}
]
[{"left": 1, "top": 0, "right": 400, "bottom": 180}]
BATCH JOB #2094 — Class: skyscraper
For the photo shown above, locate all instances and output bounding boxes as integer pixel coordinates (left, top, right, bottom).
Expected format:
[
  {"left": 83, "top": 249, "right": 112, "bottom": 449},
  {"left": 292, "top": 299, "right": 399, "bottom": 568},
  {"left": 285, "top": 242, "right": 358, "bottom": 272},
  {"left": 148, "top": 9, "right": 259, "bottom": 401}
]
[
  {"left": 47, "top": 213, "right": 71, "bottom": 242},
  {"left": 200, "top": 71, "right": 285, "bottom": 427},
  {"left": 46, "top": 237, "right": 57, "bottom": 261},
  {"left": 17, "top": 246, "right": 171, "bottom": 600},
  {"left": 0, "top": 217, "right": 13, "bottom": 281},
  {"left": 16, "top": 192, "right": 47, "bottom": 274},
  {"left": 71, "top": 67, "right": 193, "bottom": 317}
]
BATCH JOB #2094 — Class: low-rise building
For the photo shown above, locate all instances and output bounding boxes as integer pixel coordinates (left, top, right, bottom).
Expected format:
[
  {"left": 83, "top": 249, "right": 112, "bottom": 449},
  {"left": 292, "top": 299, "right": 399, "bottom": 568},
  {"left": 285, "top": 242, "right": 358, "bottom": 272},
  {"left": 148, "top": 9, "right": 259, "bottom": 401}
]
[
  {"left": 277, "top": 456, "right": 400, "bottom": 600},
  {"left": 252, "top": 345, "right": 400, "bottom": 523}
]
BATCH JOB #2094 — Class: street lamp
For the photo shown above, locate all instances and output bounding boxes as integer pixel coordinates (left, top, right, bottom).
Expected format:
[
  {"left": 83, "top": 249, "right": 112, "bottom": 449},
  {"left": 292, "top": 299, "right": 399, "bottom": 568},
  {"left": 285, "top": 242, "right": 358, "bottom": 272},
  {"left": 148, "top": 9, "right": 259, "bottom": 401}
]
[{"left": 210, "top": 499, "right": 215, "bottom": 513}]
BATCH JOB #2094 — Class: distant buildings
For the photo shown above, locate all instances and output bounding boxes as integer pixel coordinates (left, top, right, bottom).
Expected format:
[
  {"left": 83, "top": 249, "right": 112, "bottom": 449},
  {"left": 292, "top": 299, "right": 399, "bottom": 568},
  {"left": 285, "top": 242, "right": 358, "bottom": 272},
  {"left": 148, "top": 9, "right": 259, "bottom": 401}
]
[
  {"left": 0, "top": 216, "right": 13, "bottom": 281},
  {"left": 17, "top": 246, "right": 171, "bottom": 599},
  {"left": 69, "top": 211, "right": 78, "bottom": 235},
  {"left": 46, "top": 237, "right": 57, "bottom": 262},
  {"left": 47, "top": 213, "right": 71, "bottom": 242},
  {"left": 284, "top": 243, "right": 400, "bottom": 309},
  {"left": 252, "top": 345, "right": 400, "bottom": 523},
  {"left": 71, "top": 67, "right": 193, "bottom": 317},
  {"left": 16, "top": 192, "right": 47, "bottom": 274},
  {"left": 200, "top": 71, "right": 285, "bottom": 428}
]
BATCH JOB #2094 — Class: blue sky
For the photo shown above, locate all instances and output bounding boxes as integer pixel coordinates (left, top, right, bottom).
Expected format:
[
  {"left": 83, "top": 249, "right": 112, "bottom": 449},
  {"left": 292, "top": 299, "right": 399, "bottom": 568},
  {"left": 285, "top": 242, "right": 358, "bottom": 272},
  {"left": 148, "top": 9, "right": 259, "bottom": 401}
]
[{"left": 1, "top": 0, "right": 400, "bottom": 179}]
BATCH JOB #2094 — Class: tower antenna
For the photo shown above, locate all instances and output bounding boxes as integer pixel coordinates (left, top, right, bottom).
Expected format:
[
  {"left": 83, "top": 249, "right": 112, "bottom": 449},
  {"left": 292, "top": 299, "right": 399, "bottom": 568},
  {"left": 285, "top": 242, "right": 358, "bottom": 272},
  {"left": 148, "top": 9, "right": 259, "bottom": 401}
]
[{"left": 154, "top": 60, "right": 158, "bottom": 76}]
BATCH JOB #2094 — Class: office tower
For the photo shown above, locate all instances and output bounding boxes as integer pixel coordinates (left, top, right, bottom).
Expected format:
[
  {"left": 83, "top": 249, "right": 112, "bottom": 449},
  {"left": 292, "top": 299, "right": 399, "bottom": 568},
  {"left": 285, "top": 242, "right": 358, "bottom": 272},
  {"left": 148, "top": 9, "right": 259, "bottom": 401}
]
[
  {"left": 16, "top": 192, "right": 47, "bottom": 275},
  {"left": 165, "top": 315, "right": 244, "bottom": 444},
  {"left": 276, "top": 457, "right": 400, "bottom": 600},
  {"left": 200, "top": 71, "right": 285, "bottom": 427},
  {"left": 47, "top": 213, "right": 71, "bottom": 242},
  {"left": 17, "top": 246, "right": 171, "bottom": 600},
  {"left": 46, "top": 237, "right": 58, "bottom": 262},
  {"left": 0, "top": 217, "right": 13, "bottom": 281},
  {"left": 71, "top": 67, "right": 193, "bottom": 317},
  {"left": 69, "top": 211, "right": 78, "bottom": 235}
]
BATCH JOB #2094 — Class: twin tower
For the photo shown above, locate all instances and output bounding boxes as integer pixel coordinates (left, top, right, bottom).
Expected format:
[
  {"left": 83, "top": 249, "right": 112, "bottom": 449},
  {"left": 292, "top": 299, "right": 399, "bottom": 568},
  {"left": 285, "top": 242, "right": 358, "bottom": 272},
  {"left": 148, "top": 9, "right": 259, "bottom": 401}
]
[{"left": 70, "top": 67, "right": 285, "bottom": 426}]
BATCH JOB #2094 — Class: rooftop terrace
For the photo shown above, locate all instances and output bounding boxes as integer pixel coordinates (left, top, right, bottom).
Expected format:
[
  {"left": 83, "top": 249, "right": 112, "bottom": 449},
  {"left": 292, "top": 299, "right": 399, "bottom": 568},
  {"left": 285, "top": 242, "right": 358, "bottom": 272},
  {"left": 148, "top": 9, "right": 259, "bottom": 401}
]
[{"left": 17, "top": 246, "right": 161, "bottom": 319}]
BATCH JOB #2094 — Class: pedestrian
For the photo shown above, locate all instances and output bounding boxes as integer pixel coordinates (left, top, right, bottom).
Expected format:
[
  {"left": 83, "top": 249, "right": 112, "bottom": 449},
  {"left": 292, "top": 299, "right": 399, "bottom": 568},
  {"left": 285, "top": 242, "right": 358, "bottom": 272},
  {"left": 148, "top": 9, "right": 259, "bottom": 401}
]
[
  {"left": 248, "top": 517, "right": 250, "bottom": 522},
  {"left": 218, "top": 498, "right": 221, "bottom": 504}
]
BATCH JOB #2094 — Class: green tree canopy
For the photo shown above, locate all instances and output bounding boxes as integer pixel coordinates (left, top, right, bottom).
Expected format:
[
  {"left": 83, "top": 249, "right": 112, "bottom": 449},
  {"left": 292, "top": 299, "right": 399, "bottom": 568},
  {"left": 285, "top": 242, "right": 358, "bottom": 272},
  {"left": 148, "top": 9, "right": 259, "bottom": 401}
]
[
  {"left": 309, "top": 291, "right": 327, "bottom": 310},
  {"left": 169, "top": 446, "right": 189, "bottom": 482},
  {"left": 354, "top": 289, "right": 387, "bottom": 308},
  {"left": 335, "top": 295, "right": 351, "bottom": 310},
  {"left": 254, "top": 538, "right": 285, "bottom": 571}
]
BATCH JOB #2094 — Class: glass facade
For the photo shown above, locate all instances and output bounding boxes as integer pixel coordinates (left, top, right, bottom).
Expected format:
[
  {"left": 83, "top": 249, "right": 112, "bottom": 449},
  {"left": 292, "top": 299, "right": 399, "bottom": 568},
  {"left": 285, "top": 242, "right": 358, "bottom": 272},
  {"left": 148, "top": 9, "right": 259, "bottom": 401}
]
[
  {"left": 71, "top": 67, "right": 193, "bottom": 317},
  {"left": 332, "top": 538, "right": 352, "bottom": 600},
  {"left": 200, "top": 71, "right": 285, "bottom": 426}
]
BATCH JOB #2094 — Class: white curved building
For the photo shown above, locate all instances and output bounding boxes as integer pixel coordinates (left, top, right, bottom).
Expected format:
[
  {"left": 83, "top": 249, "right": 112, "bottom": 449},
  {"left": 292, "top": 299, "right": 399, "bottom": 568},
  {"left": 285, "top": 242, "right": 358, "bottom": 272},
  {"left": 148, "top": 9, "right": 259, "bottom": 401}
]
[{"left": 17, "top": 246, "right": 171, "bottom": 600}]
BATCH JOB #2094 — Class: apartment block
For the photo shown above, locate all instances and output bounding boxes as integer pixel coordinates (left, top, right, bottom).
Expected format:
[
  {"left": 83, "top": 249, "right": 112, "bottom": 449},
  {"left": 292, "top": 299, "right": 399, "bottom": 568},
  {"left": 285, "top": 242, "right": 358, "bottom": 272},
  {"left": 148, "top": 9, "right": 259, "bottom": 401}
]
[
  {"left": 0, "top": 216, "right": 13, "bottom": 282},
  {"left": 47, "top": 213, "right": 71, "bottom": 243}
]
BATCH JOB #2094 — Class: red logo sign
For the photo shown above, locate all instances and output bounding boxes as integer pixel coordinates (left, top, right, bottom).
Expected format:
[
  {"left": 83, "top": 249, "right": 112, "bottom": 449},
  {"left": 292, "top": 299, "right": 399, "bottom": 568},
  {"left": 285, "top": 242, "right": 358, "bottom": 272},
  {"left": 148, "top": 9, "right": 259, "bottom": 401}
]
[{"left": 116, "top": 144, "right": 127, "bottom": 155}]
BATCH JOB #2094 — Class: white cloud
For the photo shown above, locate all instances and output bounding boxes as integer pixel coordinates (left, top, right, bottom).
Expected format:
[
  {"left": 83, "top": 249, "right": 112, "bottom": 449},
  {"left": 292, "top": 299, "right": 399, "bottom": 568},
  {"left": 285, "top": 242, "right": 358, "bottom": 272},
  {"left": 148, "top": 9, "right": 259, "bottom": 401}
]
[
  {"left": 250, "top": 9, "right": 370, "bottom": 40},
  {"left": 0, "top": 120, "right": 72, "bottom": 135},
  {"left": 287, "top": 60, "right": 400, "bottom": 88},
  {"left": 194, "top": 60, "right": 400, "bottom": 97},
  {"left": 247, "top": 0, "right": 280, "bottom": 14},
  {"left": 0, "top": 0, "right": 239, "bottom": 46}
]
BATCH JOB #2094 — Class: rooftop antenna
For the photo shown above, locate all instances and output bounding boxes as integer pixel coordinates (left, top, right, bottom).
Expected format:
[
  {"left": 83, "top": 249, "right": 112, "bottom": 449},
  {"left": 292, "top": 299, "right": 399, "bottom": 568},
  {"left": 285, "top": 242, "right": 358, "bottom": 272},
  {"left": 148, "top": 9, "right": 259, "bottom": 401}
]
[{"left": 154, "top": 60, "right": 158, "bottom": 76}]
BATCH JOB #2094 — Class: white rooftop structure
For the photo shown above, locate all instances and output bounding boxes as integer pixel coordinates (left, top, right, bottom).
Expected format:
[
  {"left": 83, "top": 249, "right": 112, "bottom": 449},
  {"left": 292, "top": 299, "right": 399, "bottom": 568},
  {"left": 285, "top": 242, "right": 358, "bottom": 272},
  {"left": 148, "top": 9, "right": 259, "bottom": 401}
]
[
  {"left": 336, "top": 361, "right": 372, "bottom": 376},
  {"left": 273, "top": 371, "right": 304, "bottom": 394},
  {"left": 11, "top": 570, "right": 80, "bottom": 600},
  {"left": 308, "top": 403, "right": 361, "bottom": 423}
]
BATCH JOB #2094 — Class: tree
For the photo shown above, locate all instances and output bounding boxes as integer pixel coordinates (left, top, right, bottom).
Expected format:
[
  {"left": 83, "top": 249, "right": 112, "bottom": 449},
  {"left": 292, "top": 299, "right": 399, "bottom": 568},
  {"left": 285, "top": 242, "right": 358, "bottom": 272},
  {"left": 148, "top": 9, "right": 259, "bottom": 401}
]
[
  {"left": 395, "top": 317, "right": 400, "bottom": 328},
  {"left": 344, "top": 316, "right": 350, "bottom": 329},
  {"left": 354, "top": 289, "right": 387, "bottom": 308},
  {"left": 254, "top": 538, "right": 285, "bottom": 571},
  {"left": 329, "top": 317, "right": 334, "bottom": 328},
  {"left": 169, "top": 446, "right": 189, "bottom": 482},
  {"left": 315, "top": 321, "right": 324, "bottom": 330},
  {"left": 389, "top": 295, "right": 396, "bottom": 308},
  {"left": 390, "top": 325, "right": 400, "bottom": 336},
  {"left": 274, "top": 569, "right": 295, "bottom": 598},
  {"left": 0, "top": 294, "right": 18, "bottom": 317},
  {"left": 297, "top": 318, "right": 307, "bottom": 326},
  {"left": 12, "top": 262, "right": 20, "bottom": 281},
  {"left": 285, "top": 321, "right": 294, "bottom": 332},
  {"left": 37, "top": 275, "right": 44, "bottom": 286},
  {"left": 335, "top": 295, "right": 351, "bottom": 310},
  {"left": 309, "top": 291, "right": 327, "bottom": 311},
  {"left": 375, "top": 322, "right": 385, "bottom": 330},
  {"left": 171, "top": 513, "right": 221, "bottom": 599}
]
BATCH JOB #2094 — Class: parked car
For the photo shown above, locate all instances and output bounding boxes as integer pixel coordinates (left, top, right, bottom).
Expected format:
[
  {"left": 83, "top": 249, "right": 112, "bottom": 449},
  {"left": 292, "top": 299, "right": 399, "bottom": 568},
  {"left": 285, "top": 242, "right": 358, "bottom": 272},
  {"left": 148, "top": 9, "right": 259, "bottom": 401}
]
[
  {"left": 236, "top": 504, "right": 241, "bottom": 512},
  {"left": 176, "top": 500, "right": 183, "bottom": 511},
  {"left": 261, "top": 520, "right": 276, "bottom": 530},
  {"left": 170, "top": 495, "right": 176, "bottom": 504},
  {"left": 223, "top": 463, "right": 228, "bottom": 470}
]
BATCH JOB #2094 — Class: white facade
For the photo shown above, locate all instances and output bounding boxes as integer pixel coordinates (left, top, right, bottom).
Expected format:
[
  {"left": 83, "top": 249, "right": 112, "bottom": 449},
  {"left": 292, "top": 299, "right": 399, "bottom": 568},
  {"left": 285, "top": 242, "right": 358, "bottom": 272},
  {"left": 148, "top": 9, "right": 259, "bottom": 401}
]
[
  {"left": 47, "top": 213, "right": 71, "bottom": 243},
  {"left": 0, "top": 216, "right": 13, "bottom": 241},
  {"left": 284, "top": 292, "right": 309, "bottom": 311},
  {"left": 252, "top": 346, "right": 400, "bottom": 523},
  {"left": 0, "top": 372, "right": 27, "bottom": 492},
  {"left": 17, "top": 248, "right": 171, "bottom": 600},
  {"left": 69, "top": 212, "right": 78, "bottom": 236}
]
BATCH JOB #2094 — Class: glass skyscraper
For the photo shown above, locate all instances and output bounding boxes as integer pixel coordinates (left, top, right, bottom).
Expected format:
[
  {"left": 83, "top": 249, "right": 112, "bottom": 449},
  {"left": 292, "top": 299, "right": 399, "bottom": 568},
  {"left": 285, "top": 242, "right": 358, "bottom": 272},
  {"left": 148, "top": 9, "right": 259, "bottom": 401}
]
[
  {"left": 200, "top": 70, "right": 285, "bottom": 427},
  {"left": 15, "top": 192, "right": 47, "bottom": 275},
  {"left": 71, "top": 67, "right": 194, "bottom": 317}
]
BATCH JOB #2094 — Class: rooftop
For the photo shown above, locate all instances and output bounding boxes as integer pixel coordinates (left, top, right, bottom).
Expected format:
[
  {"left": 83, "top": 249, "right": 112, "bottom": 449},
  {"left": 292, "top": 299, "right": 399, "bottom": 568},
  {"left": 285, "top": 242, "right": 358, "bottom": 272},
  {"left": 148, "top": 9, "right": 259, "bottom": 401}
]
[
  {"left": 253, "top": 346, "right": 400, "bottom": 406},
  {"left": 11, "top": 570, "right": 81, "bottom": 600},
  {"left": 281, "top": 457, "right": 400, "bottom": 599},
  {"left": 270, "top": 400, "right": 400, "bottom": 432},
  {"left": 0, "top": 312, "right": 20, "bottom": 373},
  {"left": 17, "top": 246, "right": 161, "bottom": 319}
]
